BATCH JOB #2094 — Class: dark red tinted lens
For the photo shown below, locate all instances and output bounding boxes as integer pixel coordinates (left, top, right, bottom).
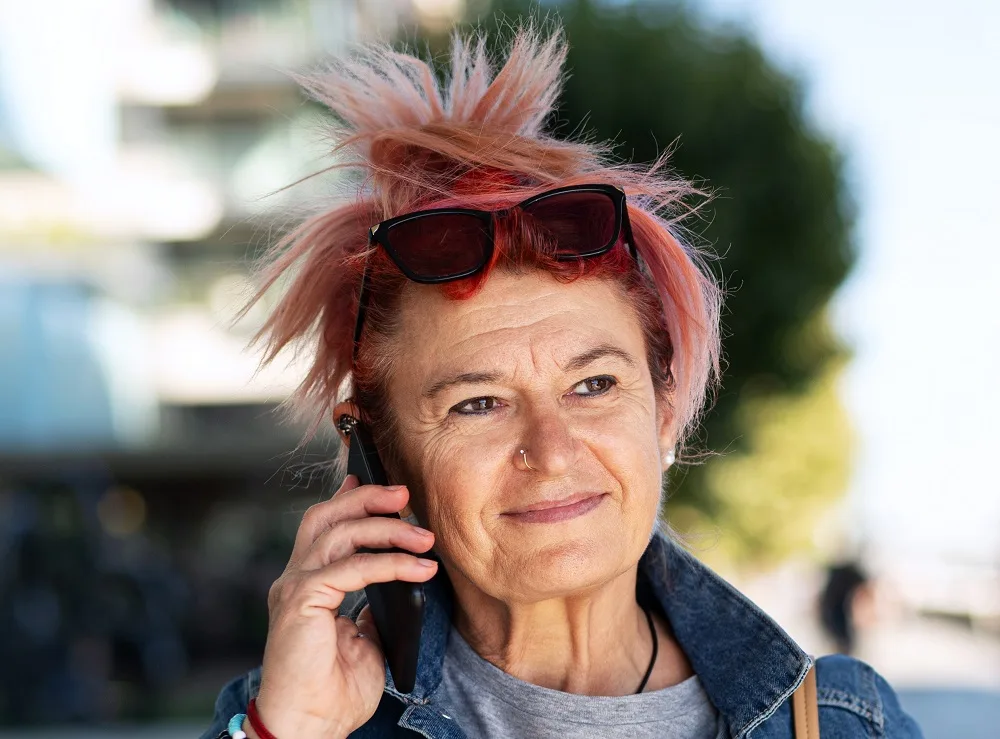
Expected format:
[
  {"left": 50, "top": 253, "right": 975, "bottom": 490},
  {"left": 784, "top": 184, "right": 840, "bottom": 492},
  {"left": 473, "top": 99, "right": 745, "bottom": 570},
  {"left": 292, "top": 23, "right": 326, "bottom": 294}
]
[
  {"left": 385, "top": 213, "right": 490, "bottom": 280},
  {"left": 521, "top": 191, "right": 620, "bottom": 257}
]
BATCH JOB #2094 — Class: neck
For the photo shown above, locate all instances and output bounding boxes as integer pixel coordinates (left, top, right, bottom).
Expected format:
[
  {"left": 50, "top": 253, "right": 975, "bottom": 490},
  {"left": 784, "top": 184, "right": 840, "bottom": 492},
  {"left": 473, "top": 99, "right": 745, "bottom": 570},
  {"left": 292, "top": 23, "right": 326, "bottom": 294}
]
[{"left": 450, "top": 564, "right": 687, "bottom": 696}]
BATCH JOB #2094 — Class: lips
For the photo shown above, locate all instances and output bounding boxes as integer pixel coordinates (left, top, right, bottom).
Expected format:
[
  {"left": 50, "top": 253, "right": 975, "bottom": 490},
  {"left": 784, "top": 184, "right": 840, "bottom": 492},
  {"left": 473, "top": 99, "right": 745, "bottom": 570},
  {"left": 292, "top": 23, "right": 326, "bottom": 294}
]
[
  {"left": 502, "top": 492, "right": 608, "bottom": 524},
  {"left": 506, "top": 491, "right": 604, "bottom": 514}
]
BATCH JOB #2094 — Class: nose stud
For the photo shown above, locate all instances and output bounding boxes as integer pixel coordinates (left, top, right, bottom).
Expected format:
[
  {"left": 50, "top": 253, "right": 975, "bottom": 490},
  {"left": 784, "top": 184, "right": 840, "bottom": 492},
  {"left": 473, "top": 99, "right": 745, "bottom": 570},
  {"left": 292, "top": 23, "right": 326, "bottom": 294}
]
[{"left": 519, "top": 449, "right": 536, "bottom": 471}]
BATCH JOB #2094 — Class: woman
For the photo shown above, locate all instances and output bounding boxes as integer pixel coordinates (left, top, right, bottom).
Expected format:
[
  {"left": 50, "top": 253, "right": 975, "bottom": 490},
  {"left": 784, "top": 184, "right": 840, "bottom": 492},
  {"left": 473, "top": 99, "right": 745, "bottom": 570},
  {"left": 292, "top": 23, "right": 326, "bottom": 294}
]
[{"left": 202, "top": 27, "right": 922, "bottom": 739}]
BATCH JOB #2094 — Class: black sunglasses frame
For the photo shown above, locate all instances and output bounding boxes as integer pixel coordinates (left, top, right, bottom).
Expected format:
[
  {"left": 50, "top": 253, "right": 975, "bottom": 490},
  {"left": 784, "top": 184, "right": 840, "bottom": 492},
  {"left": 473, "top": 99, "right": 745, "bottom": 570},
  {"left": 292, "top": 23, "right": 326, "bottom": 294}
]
[{"left": 352, "top": 183, "right": 638, "bottom": 360}]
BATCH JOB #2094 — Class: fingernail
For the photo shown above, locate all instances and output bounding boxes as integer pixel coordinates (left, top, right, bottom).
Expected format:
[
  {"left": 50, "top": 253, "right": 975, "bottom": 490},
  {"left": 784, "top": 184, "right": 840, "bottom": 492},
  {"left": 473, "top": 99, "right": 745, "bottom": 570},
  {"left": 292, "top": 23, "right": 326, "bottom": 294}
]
[
  {"left": 385, "top": 485, "right": 406, "bottom": 491},
  {"left": 416, "top": 558, "right": 437, "bottom": 568},
  {"left": 413, "top": 526, "right": 433, "bottom": 537}
]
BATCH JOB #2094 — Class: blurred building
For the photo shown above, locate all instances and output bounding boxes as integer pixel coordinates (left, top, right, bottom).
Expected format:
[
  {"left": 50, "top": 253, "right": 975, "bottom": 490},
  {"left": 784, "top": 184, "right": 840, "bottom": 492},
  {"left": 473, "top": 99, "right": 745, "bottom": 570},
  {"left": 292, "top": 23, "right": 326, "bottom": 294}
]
[
  {"left": 0, "top": 0, "right": 469, "bottom": 725},
  {"left": 0, "top": 0, "right": 416, "bottom": 446}
]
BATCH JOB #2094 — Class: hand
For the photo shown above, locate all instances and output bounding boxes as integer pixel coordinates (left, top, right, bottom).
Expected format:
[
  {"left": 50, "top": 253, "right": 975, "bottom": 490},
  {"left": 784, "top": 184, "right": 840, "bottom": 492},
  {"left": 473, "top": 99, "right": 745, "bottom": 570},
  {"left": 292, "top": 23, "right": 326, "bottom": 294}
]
[{"left": 252, "top": 476, "right": 438, "bottom": 738}]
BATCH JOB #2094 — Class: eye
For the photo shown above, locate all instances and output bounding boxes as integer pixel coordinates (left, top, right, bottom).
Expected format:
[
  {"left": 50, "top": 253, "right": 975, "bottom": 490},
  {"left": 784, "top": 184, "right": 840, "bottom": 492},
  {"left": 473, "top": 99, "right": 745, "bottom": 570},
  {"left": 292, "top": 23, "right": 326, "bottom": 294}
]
[
  {"left": 571, "top": 375, "right": 617, "bottom": 396},
  {"left": 451, "top": 396, "right": 502, "bottom": 415}
]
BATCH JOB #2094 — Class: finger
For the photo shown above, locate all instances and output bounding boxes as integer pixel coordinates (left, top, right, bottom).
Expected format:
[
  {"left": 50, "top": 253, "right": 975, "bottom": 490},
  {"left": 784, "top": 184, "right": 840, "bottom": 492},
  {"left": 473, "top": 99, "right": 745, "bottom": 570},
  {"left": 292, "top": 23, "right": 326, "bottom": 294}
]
[
  {"left": 335, "top": 614, "right": 365, "bottom": 642},
  {"left": 295, "top": 474, "right": 364, "bottom": 546},
  {"left": 308, "top": 551, "right": 438, "bottom": 598},
  {"left": 271, "top": 552, "right": 437, "bottom": 617},
  {"left": 291, "top": 480, "right": 410, "bottom": 559},
  {"left": 355, "top": 606, "right": 382, "bottom": 649},
  {"left": 336, "top": 613, "right": 383, "bottom": 668},
  {"left": 299, "top": 516, "right": 435, "bottom": 571}
]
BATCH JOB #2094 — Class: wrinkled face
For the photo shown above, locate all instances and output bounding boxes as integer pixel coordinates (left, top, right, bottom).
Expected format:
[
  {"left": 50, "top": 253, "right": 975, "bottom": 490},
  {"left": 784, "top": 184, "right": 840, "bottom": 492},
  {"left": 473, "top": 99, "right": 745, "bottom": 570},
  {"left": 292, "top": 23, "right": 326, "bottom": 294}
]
[{"left": 387, "top": 270, "right": 671, "bottom": 604}]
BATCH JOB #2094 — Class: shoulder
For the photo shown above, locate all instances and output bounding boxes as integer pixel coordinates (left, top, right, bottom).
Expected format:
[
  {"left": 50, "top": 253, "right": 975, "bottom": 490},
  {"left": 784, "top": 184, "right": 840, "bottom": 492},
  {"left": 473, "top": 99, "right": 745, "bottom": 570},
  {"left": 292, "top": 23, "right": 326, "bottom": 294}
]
[{"left": 812, "top": 654, "right": 923, "bottom": 738}]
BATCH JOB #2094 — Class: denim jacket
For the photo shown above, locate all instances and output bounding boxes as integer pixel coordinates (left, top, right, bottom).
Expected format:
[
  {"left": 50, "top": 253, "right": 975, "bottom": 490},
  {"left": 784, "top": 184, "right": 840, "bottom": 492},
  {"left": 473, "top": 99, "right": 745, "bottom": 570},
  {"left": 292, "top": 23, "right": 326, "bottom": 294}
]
[{"left": 202, "top": 532, "right": 923, "bottom": 738}]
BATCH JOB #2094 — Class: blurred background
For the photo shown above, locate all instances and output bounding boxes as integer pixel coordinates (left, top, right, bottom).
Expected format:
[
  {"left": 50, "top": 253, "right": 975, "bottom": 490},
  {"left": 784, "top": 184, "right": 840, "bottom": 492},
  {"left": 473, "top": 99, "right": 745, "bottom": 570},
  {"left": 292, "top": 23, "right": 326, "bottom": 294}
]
[{"left": 0, "top": 0, "right": 997, "bottom": 737}]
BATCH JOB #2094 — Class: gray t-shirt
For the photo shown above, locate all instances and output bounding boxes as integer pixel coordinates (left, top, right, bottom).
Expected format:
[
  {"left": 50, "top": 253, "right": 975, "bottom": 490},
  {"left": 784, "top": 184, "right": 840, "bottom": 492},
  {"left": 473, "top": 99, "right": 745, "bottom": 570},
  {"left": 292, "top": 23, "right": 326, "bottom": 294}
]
[{"left": 436, "top": 627, "right": 727, "bottom": 738}]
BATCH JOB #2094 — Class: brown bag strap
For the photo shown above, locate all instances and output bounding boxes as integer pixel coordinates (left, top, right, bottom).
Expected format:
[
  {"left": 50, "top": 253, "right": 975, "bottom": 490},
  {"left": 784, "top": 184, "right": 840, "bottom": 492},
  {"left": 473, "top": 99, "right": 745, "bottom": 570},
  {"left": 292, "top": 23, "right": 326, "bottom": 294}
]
[{"left": 792, "top": 664, "right": 820, "bottom": 739}]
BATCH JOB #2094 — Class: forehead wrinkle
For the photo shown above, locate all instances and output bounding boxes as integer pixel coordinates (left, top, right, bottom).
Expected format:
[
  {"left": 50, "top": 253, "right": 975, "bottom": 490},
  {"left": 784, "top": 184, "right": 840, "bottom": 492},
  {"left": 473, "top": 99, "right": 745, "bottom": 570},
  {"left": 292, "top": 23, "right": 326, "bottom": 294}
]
[
  {"left": 441, "top": 308, "right": 601, "bottom": 382},
  {"left": 398, "top": 272, "right": 642, "bottom": 397},
  {"left": 400, "top": 270, "right": 617, "bottom": 345},
  {"left": 449, "top": 285, "right": 573, "bottom": 334}
]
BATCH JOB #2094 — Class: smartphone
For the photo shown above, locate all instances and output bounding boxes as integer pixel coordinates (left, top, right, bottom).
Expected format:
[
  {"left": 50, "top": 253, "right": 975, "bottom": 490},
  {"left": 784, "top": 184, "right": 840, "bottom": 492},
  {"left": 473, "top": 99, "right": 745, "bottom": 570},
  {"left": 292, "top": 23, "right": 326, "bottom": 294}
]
[{"left": 340, "top": 414, "right": 426, "bottom": 694}]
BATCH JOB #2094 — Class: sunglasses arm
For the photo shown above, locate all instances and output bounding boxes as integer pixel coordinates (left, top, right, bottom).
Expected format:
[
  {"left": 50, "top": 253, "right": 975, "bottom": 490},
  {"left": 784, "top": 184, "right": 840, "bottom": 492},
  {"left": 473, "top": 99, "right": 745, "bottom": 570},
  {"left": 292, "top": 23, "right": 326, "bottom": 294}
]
[
  {"left": 352, "top": 255, "right": 372, "bottom": 365},
  {"left": 622, "top": 206, "right": 640, "bottom": 263}
]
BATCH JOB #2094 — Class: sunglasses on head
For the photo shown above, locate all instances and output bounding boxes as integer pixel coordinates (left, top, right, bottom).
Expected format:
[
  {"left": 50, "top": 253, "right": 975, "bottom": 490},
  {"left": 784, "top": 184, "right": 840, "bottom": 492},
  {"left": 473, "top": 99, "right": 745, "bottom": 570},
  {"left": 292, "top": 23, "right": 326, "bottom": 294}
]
[{"left": 352, "top": 183, "right": 638, "bottom": 359}]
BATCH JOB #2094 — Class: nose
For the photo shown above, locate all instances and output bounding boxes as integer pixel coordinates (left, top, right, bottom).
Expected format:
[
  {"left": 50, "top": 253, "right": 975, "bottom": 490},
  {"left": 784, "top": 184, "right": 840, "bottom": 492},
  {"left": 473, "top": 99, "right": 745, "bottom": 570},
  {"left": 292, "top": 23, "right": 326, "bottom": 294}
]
[{"left": 517, "top": 402, "right": 580, "bottom": 478}]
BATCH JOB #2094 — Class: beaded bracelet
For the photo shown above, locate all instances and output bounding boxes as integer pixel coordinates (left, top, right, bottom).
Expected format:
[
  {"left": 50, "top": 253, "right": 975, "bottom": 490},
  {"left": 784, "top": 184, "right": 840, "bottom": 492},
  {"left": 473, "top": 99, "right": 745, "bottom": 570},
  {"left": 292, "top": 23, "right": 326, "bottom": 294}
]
[{"left": 227, "top": 712, "right": 248, "bottom": 739}]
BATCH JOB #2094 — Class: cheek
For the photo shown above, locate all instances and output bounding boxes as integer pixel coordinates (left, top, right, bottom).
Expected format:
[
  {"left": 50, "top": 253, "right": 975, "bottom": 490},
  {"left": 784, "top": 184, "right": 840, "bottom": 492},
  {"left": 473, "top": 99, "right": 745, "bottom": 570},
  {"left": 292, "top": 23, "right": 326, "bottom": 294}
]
[
  {"left": 582, "top": 402, "right": 663, "bottom": 494},
  {"left": 407, "top": 426, "right": 514, "bottom": 549}
]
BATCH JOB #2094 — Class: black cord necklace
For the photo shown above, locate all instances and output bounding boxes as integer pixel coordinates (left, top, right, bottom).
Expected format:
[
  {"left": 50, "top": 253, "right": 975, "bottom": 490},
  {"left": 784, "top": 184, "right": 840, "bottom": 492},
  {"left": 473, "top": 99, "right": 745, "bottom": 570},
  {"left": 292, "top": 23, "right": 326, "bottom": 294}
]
[{"left": 634, "top": 605, "right": 659, "bottom": 694}]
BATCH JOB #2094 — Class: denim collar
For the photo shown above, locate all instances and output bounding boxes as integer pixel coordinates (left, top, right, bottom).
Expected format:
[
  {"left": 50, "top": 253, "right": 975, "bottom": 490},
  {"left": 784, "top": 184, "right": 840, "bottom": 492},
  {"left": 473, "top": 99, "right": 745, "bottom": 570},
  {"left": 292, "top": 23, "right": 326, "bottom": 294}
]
[{"left": 379, "top": 530, "right": 811, "bottom": 739}]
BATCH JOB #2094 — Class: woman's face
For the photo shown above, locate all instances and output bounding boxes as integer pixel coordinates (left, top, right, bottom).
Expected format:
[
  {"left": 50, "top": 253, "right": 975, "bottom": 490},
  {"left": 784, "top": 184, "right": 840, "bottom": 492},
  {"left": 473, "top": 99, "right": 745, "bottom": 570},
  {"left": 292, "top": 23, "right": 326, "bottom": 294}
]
[{"left": 386, "top": 270, "right": 671, "bottom": 604}]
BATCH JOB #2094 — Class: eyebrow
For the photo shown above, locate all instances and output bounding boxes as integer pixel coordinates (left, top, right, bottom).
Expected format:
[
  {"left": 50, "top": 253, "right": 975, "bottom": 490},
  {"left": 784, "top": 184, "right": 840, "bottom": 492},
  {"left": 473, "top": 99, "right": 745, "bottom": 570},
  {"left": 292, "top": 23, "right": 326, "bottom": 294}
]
[
  {"left": 424, "top": 371, "right": 503, "bottom": 399},
  {"left": 422, "top": 343, "right": 636, "bottom": 400},
  {"left": 563, "top": 343, "right": 637, "bottom": 373}
]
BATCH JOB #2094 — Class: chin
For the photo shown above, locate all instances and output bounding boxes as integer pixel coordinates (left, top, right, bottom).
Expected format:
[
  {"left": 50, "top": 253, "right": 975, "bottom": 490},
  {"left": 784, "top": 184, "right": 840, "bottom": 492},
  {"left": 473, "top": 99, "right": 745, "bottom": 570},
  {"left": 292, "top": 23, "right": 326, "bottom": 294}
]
[{"left": 499, "top": 527, "right": 636, "bottom": 601}]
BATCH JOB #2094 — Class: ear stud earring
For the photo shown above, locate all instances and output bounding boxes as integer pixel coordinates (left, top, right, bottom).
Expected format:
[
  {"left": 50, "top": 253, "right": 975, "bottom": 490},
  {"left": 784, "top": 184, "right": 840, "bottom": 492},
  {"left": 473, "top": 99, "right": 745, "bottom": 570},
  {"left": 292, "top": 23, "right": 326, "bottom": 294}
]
[{"left": 663, "top": 448, "right": 676, "bottom": 466}]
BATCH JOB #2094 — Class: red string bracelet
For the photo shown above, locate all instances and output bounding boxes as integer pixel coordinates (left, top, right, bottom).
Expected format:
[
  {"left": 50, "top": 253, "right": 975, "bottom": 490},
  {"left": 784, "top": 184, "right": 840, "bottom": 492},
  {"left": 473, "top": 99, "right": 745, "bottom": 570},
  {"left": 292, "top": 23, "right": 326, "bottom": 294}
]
[{"left": 247, "top": 698, "right": 280, "bottom": 739}]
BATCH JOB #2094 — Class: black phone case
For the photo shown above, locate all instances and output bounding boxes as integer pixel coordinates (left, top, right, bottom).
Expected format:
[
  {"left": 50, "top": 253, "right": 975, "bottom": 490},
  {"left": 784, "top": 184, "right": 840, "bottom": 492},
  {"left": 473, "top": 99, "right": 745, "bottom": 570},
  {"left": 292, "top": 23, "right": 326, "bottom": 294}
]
[{"left": 345, "top": 419, "right": 426, "bottom": 694}]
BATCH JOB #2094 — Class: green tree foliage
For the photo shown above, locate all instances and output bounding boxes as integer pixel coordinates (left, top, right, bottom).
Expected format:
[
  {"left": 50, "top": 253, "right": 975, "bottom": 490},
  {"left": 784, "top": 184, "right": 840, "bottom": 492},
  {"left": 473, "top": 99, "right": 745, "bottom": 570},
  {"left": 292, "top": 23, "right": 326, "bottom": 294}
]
[{"left": 414, "top": 0, "right": 856, "bottom": 565}]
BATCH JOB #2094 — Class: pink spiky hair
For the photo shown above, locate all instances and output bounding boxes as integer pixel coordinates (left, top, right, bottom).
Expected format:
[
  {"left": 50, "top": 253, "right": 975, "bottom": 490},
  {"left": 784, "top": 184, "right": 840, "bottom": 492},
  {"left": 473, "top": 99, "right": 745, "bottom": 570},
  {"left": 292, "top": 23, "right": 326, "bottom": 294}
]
[{"left": 245, "top": 25, "right": 722, "bottom": 453}]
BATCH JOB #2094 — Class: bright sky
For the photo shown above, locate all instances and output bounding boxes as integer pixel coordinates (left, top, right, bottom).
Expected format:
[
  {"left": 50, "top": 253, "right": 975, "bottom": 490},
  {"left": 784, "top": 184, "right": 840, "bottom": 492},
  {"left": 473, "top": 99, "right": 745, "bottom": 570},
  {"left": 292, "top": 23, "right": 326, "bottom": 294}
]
[{"left": 698, "top": 0, "right": 1000, "bottom": 564}]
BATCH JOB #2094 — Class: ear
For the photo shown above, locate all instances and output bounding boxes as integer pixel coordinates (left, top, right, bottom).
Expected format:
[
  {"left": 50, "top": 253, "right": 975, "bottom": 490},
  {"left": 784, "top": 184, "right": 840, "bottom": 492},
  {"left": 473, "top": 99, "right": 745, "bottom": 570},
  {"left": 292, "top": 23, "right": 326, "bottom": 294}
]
[
  {"left": 655, "top": 394, "right": 677, "bottom": 469},
  {"left": 332, "top": 398, "right": 361, "bottom": 445}
]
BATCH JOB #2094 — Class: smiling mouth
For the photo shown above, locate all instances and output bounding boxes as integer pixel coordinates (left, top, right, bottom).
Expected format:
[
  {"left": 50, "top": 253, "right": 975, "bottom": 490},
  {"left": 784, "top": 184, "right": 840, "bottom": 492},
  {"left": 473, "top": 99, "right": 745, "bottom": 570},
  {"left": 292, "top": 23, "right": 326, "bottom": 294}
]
[{"left": 502, "top": 492, "right": 608, "bottom": 524}]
